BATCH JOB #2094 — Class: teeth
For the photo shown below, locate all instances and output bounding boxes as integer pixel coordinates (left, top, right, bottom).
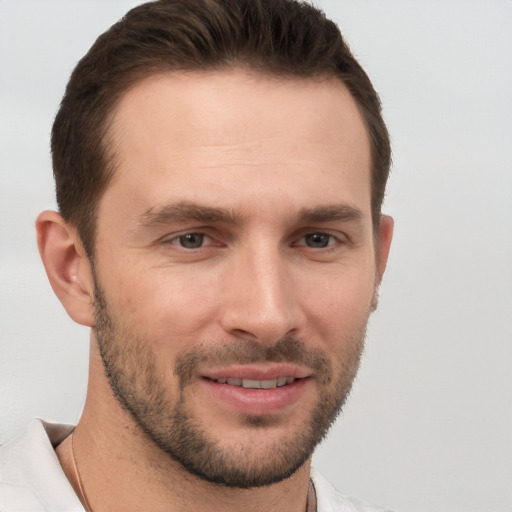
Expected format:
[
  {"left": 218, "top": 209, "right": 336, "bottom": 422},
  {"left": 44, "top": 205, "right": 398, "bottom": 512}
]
[
  {"left": 215, "top": 377, "right": 295, "bottom": 388},
  {"left": 243, "top": 379, "right": 263, "bottom": 389}
]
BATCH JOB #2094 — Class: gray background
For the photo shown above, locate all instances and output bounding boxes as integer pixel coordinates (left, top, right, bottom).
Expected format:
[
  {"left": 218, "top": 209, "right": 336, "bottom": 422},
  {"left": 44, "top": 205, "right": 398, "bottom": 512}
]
[{"left": 1, "top": 1, "right": 511, "bottom": 511}]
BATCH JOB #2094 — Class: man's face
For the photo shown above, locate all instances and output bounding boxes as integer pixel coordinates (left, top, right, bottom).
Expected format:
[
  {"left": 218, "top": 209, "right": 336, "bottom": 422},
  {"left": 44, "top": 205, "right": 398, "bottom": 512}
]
[{"left": 91, "top": 70, "right": 384, "bottom": 487}]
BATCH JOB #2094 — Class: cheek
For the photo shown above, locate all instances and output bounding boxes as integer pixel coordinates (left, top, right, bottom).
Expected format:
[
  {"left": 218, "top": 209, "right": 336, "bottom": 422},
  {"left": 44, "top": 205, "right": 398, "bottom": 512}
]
[
  {"left": 108, "top": 268, "right": 220, "bottom": 344},
  {"left": 298, "top": 263, "right": 376, "bottom": 340}
]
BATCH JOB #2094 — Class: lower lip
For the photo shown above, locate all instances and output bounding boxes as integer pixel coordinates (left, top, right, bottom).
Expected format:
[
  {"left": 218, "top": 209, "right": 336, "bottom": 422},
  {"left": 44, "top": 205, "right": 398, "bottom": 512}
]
[{"left": 201, "top": 378, "right": 308, "bottom": 415}]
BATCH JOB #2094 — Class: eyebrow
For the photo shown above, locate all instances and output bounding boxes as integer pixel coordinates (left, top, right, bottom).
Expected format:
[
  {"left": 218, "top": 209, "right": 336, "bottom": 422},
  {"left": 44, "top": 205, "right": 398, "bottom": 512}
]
[
  {"left": 138, "top": 201, "right": 245, "bottom": 227},
  {"left": 137, "top": 201, "right": 364, "bottom": 228},
  {"left": 297, "top": 204, "right": 364, "bottom": 224}
]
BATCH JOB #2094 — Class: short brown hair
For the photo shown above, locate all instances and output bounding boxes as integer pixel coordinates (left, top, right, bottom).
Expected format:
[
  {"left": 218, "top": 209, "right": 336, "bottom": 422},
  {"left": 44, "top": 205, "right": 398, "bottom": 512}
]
[{"left": 52, "top": 0, "right": 390, "bottom": 255}]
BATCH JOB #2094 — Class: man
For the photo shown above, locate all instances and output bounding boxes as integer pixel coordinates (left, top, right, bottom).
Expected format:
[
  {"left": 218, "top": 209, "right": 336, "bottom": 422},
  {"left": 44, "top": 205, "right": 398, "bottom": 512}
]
[{"left": 0, "top": 0, "right": 393, "bottom": 510}]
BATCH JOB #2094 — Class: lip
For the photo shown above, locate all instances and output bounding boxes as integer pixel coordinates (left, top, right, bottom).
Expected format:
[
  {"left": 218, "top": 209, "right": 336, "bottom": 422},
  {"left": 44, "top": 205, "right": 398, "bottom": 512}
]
[
  {"left": 201, "top": 363, "right": 311, "bottom": 381},
  {"left": 199, "top": 364, "right": 311, "bottom": 415}
]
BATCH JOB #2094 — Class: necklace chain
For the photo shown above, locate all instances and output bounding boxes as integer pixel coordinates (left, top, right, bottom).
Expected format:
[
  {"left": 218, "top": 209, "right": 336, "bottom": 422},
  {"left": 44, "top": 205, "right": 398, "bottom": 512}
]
[
  {"left": 69, "top": 430, "right": 316, "bottom": 512},
  {"left": 70, "top": 430, "right": 93, "bottom": 512}
]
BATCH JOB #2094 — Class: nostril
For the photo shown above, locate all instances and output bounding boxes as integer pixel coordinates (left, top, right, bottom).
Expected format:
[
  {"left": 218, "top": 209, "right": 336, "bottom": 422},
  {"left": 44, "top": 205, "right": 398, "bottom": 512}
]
[{"left": 230, "top": 328, "right": 259, "bottom": 342}]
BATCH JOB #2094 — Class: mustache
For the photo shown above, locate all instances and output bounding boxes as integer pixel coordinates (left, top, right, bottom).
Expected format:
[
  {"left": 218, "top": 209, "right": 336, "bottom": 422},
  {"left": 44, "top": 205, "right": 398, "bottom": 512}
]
[{"left": 175, "top": 336, "right": 333, "bottom": 387}]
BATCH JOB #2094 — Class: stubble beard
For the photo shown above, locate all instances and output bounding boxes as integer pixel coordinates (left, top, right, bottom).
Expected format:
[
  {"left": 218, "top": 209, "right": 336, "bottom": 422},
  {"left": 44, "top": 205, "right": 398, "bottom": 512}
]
[{"left": 92, "top": 278, "right": 367, "bottom": 488}]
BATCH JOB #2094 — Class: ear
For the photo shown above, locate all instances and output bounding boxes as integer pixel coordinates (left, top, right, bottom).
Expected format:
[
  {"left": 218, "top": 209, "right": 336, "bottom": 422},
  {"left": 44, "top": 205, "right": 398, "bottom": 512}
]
[
  {"left": 371, "top": 214, "right": 394, "bottom": 310},
  {"left": 36, "top": 211, "right": 95, "bottom": 327}
]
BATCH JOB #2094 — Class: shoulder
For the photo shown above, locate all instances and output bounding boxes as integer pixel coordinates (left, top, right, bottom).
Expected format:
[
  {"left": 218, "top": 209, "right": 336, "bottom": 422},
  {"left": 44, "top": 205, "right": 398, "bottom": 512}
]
[
  {"left": 0, "top": 419, "right": 83, "bottom": 511},
  {"left": 0, "top": 482, "right": 47, "bottom": 512},
  {"left": 311, "top": 467, "right": 395, "bottom": 512}
]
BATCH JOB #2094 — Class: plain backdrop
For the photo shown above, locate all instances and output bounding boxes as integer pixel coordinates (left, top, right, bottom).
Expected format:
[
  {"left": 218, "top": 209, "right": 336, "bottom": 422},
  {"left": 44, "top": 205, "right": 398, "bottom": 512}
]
[{"left": 1, "top": 1, "right": 511, "bottom": 511}]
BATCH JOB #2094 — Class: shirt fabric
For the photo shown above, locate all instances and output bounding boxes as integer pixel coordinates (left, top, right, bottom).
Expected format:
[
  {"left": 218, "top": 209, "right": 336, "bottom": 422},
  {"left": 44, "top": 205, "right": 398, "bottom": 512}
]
[{"left": 0, "top": 420, "right": 392, "bottom": 512}]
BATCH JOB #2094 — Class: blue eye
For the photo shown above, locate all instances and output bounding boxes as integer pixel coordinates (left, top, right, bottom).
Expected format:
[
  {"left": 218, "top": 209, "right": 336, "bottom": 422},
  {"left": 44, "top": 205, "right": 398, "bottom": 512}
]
[
  {"left": 178, "top": 233, "right": 205, "bottom": 248},
  {"left": 303, "top": 233, "right": 334, "bottom": 248}
]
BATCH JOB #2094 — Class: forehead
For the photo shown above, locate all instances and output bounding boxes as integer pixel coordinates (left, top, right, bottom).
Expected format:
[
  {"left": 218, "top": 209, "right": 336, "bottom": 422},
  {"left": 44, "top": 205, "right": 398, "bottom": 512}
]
[
  {"left": 110, "top": 70, "right": 369, "bottom": 155},
  {"left": 102, "top": 70, "right": 371, "bottom": 221}
]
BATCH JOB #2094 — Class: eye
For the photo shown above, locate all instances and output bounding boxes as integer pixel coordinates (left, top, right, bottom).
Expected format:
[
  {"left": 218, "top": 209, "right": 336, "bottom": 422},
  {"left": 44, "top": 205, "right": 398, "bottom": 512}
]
[
  {"left": 175, "top": 232, "right": 208, "bottom": 249},
  {"left": 301, "top": 232, "right": 337, "bottom": 248}
]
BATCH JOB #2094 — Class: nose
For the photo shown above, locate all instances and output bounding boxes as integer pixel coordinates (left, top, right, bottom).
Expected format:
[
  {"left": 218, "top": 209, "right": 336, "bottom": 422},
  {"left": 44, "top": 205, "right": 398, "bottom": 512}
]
[{"left": 218, "top": 243, "right": 303, "bottom": 344}]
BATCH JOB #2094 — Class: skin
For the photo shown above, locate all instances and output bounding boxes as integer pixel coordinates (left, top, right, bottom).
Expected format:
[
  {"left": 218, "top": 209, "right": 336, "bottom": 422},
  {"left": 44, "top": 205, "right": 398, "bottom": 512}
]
[{"left": 37, "top": 70, "right": 393, "bottom": 512}]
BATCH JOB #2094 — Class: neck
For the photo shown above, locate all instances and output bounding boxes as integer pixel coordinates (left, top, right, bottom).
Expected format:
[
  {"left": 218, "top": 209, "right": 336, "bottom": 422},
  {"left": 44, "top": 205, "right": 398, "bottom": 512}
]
[{"left": 57, "top": 343, "right": 313, "bottom": 512}]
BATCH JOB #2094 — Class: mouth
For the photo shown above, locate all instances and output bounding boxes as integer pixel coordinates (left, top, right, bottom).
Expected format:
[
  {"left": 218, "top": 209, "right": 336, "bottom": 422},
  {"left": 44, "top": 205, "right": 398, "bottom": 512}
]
[
  {"left": 209, "top": 376, "right": 297, "bottom": 389},
  {"left": 198, "top": 365, "right": 311, "bottom": 415}
]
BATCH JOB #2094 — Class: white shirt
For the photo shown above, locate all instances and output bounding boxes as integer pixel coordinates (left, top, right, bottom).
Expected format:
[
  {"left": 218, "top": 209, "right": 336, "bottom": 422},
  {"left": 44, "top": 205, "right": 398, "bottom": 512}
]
[{"left": 0, "top": 420, "right": 392, "bottom": 512}]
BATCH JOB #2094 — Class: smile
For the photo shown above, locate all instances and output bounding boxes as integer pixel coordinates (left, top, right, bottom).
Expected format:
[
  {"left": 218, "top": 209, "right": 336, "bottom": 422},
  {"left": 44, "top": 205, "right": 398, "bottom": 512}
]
[
  {"left": 201, "top": 372, "right": 309, "bottom": 414},
  {"left": 212, "top": 377, "right": 296, "bottom": 389}
]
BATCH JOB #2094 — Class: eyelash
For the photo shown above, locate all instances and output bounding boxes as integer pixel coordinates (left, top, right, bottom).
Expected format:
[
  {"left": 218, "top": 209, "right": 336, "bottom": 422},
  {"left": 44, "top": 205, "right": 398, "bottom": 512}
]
[
  {"left": 164, "top": 232, "right": 214, "bottom": 249},
  {"left": 163, "top": 231, "right": 343, "bottom": 251},
  {"left": 295, "top": 232, "right": 339, "bottom": 249}
]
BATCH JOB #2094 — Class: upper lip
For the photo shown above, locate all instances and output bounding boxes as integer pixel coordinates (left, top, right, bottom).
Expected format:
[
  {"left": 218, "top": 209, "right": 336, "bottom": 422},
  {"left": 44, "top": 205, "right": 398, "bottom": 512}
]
[{"left": 200, "top": 363, "right": 311, "bottom": 381}]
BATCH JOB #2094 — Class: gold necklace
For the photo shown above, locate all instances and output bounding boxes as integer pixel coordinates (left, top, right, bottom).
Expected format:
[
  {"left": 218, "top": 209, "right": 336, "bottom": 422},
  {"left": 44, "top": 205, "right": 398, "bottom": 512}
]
[
  {"left": 69, "top": 430, "right": 316, "bottom": 512},
  {"left": 70, "top": 430, "right": 93, "bottom": 512}
]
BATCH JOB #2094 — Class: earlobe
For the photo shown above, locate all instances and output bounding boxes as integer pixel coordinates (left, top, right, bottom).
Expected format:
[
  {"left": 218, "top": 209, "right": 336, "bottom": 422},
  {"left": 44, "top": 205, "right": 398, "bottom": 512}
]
[
  {"left": 36, "top": 211, "right": 95, "bottom": 327},
  {"left": 372, "top": 215, "right": 394, "bottom": 311}
]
